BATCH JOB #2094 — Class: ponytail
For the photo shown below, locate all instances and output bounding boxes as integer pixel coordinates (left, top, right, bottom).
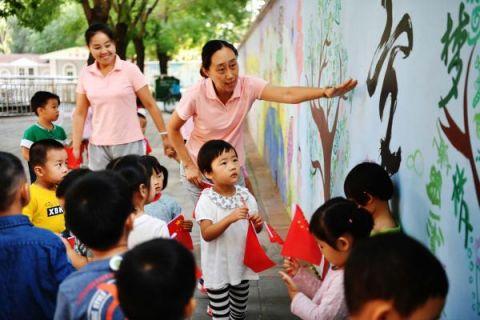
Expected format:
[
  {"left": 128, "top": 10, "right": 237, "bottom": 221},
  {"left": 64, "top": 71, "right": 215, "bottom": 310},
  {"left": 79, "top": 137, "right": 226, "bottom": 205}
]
[{"left": 309, "top": 197, "right": 373, "bottom": 249}]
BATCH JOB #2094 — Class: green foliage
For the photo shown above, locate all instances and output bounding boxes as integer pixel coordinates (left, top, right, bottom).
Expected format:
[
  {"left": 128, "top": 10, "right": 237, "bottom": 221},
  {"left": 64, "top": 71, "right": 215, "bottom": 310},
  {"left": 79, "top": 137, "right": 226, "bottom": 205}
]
[
  {"left": 146, "top": 0, "right": 250, "bottom": 59},
  {"left": 8, "top": 3, "right": 87, "bottom": 53},
  {"left": 0, "top": 0, "right": 63, "bottom": 31}
]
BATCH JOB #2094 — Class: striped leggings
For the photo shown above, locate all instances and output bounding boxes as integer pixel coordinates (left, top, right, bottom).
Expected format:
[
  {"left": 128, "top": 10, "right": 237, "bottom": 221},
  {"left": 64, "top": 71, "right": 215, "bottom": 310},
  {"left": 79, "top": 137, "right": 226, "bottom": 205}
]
[{"left": 207, "top": 280, "right": 250, "bottom": 320}]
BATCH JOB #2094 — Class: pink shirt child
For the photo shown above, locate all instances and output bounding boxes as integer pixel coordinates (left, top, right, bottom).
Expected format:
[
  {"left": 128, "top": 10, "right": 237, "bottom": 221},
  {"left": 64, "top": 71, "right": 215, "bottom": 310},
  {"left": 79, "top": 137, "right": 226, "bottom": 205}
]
[
  {"left": 76, "top": 56, "right": 147, "bottom": 146},
  {"left": 176, "top": 75, "right": 268, "bottom": 167},
  {"left": 291, "top": 267, "right": 348, "bottom": 320}
]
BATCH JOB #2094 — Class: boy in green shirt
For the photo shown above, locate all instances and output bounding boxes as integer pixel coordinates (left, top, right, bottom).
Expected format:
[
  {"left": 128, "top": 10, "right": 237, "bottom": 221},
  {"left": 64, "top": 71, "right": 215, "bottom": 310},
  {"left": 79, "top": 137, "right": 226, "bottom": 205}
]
[{"left": 20, "top": 91, "right": 67, "bottom": 181}]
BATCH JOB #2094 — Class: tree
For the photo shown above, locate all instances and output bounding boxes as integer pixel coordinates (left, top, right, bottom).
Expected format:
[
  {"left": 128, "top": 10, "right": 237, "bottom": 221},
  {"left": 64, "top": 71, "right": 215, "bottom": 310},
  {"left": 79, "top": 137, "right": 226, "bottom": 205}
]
[
  {"left": 145, "top": 0, "right": 249, "bottom": 75},
  {"left": 0, "top": 0, "right": 63, "bottom": 31},
  {"left": 79, "top": 0, "right": 111, "bottom": 24},
  {"left": 0, "top": 19, "right": 12, "bottom": 54}
]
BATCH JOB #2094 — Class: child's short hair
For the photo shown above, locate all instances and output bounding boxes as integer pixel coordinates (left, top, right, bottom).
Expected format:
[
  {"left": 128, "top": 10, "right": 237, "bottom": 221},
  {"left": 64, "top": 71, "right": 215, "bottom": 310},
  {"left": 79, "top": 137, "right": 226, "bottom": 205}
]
[
  {"left": 143, "top": 155, "right": 168, "bottom": 189},
  {"left": 344, "top": 162, "right": 393, "bottom": 205},
  {"left": 0, "top": 152, "right": 26, "bottom": 212},
  {"left": 64, "top": 170, "right": 134, "bottom": 250},
  {"left": 116, "top": 238, "right": 196, "bottom": 320},
  {"left": 29, "top": 139, "right": 65, "bottom": 168},
  {"left": 30, "top": 91, "right": 60, "bottom": 116},
  {"left": 107, "top": 155, "right": 152, "bottom": 194},
  {"left": 56, "top": 168, "right": 91, "bottom": 199},
  {"left": 344, "top": 232, "right": 449, "bottom": 317},
  {"left": 309, "top": 197, "right": 373, "bottom": 249},
  {"left": 197, "top": 139, "right": 238, "bottom": 174}
]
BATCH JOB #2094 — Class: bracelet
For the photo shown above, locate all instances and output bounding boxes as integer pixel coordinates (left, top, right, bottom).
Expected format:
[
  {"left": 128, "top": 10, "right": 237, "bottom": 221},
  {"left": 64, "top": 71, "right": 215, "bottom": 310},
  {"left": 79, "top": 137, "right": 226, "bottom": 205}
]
[{"left": 159, "top": 131, "right": 168, "bottom": 136}]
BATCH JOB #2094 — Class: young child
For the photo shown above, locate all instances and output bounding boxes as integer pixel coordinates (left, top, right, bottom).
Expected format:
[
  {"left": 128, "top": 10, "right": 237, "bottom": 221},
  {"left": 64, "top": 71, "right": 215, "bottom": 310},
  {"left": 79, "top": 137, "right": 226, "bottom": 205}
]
[
  {"left": 279, "top": 197, "right": 374, "bottom": 320},
  {"left": 143, "top": 155, "right": 193, "bottom": 231},
  {"left": 108, "top": 155, "right": 169, "bottom": 248},
  {"left": 20, "top": 91, "right": 67, "bottom": 182},
  {"left": 56, "top": 168, "right": 92, "bottom": 269},
  {"left": 344, "top": 162, "right": 399, "bottom": 234},
  {"left": 22, "top": 139, "right": 69, "bottom": 233},
  {"left": 137, "top": 106, "right": 152, "bottom": 155},
  {"left": 0, "top": 151, "right": 74, "bottom": 319},
  {"left": 54, "top": 170, "right": 134, "bottom": 319},
  {"left": 344, "top": 232, "right": 449, "bottom": 320},
  {"left": 116, "top": 238, "right": 197, "bottom": 319},
  {"left": 195, "top": 139, "right": 263, "bottom": 320}
]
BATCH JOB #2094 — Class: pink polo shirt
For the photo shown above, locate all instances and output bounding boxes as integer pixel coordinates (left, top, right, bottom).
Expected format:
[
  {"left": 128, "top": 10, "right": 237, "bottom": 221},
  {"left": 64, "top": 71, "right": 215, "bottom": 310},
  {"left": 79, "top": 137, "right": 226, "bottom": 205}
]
[
  {"left": 176, "top": 76, "right": 268, "bottom": 166},
  {"left": 76, "top": 56, "right": 147, "bottom": 146}
]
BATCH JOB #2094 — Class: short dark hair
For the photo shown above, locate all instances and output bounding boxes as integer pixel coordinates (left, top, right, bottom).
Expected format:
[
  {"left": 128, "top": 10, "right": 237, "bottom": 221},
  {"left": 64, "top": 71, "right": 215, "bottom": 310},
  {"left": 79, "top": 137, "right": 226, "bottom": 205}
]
[
  {"left": 116, "top": 239, "right": 196, "bottom": 320},
  {"left": 309, "top": 197, "right": 373, "bottom": 249},
  {"left": 107, "top": 155, "right": 152, "bottom": 194},
  {"left": 344, "top": 162, "right": 393, "bottom": 205},
  {"left": 85, "top": 23, "right": 115, "bottom": 45},
  {"left": 56, "top": 168, "right": 91, "bottom": 199},
  {"left": 344, "top": 232, "right": 449, "bottom": 317},
  {"left": 200, "top": 40, "right": 238, "bottom": 78},
  {"left": 0, "top": 152, "right": 26, "bottom": 212},
  {"left": 30, "top": 91, "right": 60, "bottom": 116},
  {"left": 29, "top": 139, "right": 65, "bottom": 168},
  {"left": 64, "top": 171, "right": 134, "bottom": 250},
  {"left": 143, "top": 155, "right": 168, "bottom": 189},
  {"left": 197, "top": 140, "right": 238, "bottom": 174}
]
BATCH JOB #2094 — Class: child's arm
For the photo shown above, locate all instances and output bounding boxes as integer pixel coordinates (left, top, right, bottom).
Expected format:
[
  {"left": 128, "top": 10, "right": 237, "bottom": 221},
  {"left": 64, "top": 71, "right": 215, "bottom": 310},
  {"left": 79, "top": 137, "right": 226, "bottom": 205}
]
[
  {"left": 199, "top": 207, "right": 248, "bottom": 242},
  {"left": 59, "top": 237, "right": 88, "bottom": 269},
  {"left": 20, "top": 147, "right": 30, "bottom": 161}
]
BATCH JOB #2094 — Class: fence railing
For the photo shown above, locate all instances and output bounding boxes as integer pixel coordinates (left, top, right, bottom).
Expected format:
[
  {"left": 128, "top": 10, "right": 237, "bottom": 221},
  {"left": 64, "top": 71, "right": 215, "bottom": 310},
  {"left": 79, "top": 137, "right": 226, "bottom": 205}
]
[{"left": 0, "top": 76, "right": 77, "bottom": 116}]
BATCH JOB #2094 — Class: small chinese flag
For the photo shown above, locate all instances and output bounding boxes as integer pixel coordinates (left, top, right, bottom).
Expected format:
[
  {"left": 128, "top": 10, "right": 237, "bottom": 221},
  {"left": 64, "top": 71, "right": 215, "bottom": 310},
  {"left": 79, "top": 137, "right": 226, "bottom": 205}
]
[
  {"left": 244, "top": 221, "right": 276, "bottom": 273},
  {"left": 281, "top": 205, "right": 322, "bottom": 265},
  {"left": 264, "top": 222, "right": 284, "bottom": 245},
  {"left": 65, "top": 147, "right": 81, "bottom": 169},
  {"left": 168, "top": 214, "right": 194, "bottom": 251}
]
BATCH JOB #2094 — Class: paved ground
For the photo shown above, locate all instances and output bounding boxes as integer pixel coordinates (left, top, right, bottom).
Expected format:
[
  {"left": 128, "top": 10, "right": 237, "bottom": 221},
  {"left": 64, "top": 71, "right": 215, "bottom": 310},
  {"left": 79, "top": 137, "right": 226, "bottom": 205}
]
[{"left": 0, "top": 105, "right": 298, "bottom": 319}]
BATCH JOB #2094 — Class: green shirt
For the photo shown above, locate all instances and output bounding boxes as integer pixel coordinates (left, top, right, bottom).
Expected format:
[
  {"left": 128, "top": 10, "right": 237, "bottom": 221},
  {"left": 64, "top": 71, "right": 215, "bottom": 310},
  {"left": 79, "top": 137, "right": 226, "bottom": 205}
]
[
  {"left": 20, "top": 123, "right": 67, "bottom": 149},
  {"left": 371, "top": 225, "right": 402, "bottom": 236}
]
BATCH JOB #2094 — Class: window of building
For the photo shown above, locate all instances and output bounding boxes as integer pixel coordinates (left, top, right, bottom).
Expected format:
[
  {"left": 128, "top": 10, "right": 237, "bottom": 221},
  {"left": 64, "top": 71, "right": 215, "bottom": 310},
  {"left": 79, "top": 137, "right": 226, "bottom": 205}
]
[
  {"left": 28, "top": 68, "right": 34, "bottom": 75},
  {"left": 18, "top": 68, "right": 25, "bottom": 76},
  {"left": 63, "top": 64, "right": 76, "bottom": 77}
]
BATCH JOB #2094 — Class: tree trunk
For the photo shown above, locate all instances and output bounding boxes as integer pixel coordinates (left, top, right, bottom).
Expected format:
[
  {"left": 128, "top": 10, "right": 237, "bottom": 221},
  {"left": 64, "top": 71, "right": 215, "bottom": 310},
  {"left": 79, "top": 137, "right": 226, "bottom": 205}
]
[
  {"left": 157, "top": 49, "right": 170, "bottom": 75},
  {"left": 133, "top": 36, "right": 145, "bottom": 72},
  {"left": 81, "top": 0, "right": 111, "bottom": 25},
  {"left": 115, "top": 22, "right": 129, "bottom": 60}
]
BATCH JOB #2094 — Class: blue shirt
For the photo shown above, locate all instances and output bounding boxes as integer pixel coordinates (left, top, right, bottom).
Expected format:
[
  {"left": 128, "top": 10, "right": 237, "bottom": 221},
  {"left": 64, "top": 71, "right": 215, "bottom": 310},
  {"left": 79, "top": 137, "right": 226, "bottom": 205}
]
[
  {"left": 144, "top": 194, "right": 182, "bottom": 223},
  {"left": 0, "top": 214, "right": 74, "bottom": 320},
  {"left": 54, "top": 258, "right": 125, "bottom": 320}
]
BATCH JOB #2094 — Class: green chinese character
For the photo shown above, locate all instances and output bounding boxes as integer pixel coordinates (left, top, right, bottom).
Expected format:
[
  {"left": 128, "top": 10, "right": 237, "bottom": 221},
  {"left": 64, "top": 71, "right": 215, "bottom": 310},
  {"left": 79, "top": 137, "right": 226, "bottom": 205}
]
[{"left": 426, "top": 166, "right": 443, "bottom": 207}]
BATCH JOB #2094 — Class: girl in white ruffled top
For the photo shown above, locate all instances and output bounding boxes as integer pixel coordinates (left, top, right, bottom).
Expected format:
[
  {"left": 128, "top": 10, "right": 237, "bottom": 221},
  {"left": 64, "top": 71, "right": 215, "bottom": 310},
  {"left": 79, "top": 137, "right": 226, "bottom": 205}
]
[{"left": 195, "top": 139, "right": 263, "bottom": 320}]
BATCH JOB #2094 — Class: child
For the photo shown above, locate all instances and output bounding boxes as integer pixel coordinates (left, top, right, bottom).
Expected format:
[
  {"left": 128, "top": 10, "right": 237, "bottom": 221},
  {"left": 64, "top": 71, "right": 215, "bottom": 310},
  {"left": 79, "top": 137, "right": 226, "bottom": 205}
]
[
  {"left": 344, "top": 232, "right": 449, "bottom": 320},
  {"left": 56, "top": 168, "right": 92, "bottom": 269},
  {"left": 195, "top": 139, "right": 263, "bottom": 320},
  {"left": 279, "top": 197, "right": 373, "bottom": 320},
  {"left": 20, "top": 91, "right": 67, "bottom": 182},
  {"left": 22, "top": 139, "right": 69, "bottom": 233},
  {"left": 54, "top": 170, "right": 133, "bottom": 319},
  {"left": 137, "top": 106, "right": 152, "bottom": 155},
  {"left": 108, "top": 155, "right": 169, "bottom": 248},
  {"left": 0, "top": 151, "right": 74, "bottom": 319},
  {"left": 116, "top": 238, "right": 197, "bottom": 320},
  {"left": 344, "top": 162, "right": 399, "bottom": 234},
  {"left": 143, "top": 155, "right": 193, "bottom": 231}
]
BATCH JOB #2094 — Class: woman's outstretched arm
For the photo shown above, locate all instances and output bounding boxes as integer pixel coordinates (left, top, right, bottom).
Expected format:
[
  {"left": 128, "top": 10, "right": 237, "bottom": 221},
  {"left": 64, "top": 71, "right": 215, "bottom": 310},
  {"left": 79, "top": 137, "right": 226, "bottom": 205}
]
[{"left": 259, "top": 78, "right": 357, "bottom": 104}]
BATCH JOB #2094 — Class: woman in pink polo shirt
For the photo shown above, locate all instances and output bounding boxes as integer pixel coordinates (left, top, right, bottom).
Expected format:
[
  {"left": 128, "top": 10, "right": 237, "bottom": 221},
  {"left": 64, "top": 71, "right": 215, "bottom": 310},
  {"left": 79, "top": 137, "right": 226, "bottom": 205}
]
[
  {"left": 167, "top": 40, "right": 357, "bottom": 201},
  {"left": 72, "top": 23, "right": 175, "bottom": 170}
]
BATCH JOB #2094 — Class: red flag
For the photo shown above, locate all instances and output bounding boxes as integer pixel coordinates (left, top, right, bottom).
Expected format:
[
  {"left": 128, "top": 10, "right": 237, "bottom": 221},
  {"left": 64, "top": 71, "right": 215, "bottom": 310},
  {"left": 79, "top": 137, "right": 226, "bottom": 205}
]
[
  {"left": 264, "top": 223, "right": 284, "bottom": 245},
  {"left": 168, "top": 214, "right": 194, "bottom": 251},
  {"left": 244, "top": 221, "right": 276, "bottom": 273},
  {"left": 281, "top": 205, "right": 322, "bottom": 265},
  {"left": 65, "top": 146, "right": 82, "bottom": 169}
]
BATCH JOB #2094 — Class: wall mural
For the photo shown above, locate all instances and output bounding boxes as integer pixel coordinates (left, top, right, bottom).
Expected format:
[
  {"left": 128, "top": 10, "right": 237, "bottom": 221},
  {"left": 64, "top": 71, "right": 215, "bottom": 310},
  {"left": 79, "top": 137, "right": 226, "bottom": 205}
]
[{"left": 239, "top": 0, "right": 480, "bottom": 317}]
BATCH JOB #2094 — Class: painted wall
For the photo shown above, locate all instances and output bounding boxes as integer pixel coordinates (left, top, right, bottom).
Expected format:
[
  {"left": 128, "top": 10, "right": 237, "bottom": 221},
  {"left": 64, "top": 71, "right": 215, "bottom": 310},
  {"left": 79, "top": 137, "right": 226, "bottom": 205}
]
[{"left": 239, "top": 0, "right": 480, "bottom": 317}]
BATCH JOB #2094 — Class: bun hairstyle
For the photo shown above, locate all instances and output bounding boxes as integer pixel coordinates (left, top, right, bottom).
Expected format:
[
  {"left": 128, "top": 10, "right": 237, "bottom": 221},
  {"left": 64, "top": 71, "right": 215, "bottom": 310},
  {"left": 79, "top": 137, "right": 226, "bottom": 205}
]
[
  {"left": 200, "top": 40, "right": 238, "bottom": 78},
  {"left": 309, "top": 197, "right": 374, "bottom": 249}
]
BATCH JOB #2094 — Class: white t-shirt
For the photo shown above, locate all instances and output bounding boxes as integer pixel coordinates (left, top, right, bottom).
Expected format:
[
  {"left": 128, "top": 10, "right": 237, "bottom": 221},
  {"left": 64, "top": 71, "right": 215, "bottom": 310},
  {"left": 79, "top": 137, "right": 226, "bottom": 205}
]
[
  {"left": 195, "top": 186, "right": 260, "bottom": 289},
  {"left": 128, "top": 214, "right": 170, "bottom": 249}
]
